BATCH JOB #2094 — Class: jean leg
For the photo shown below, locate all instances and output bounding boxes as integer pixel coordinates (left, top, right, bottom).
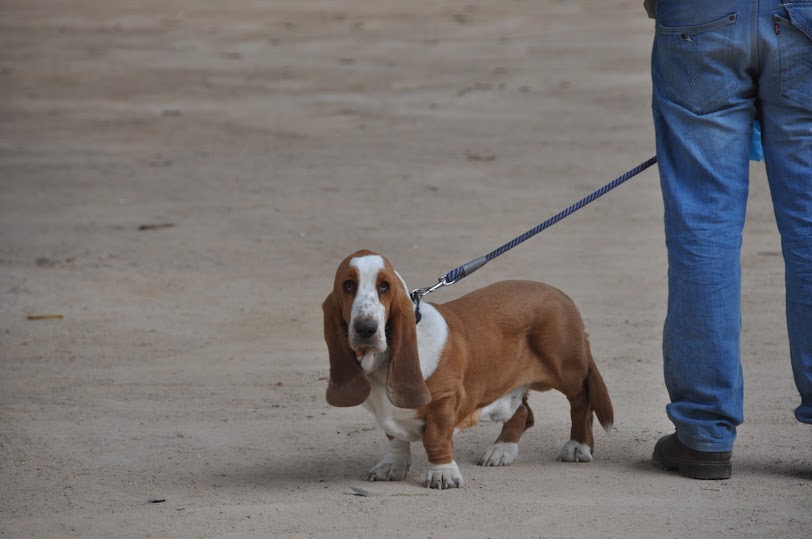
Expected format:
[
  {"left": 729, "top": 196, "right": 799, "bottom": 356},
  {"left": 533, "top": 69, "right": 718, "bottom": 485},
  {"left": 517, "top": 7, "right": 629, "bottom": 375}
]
[
  {"left": 652, "top": 1, "right": 756, "bottom": 451},
  {"left": 653, "top": 102, "right": 752, "bottom": 452},
  {"left": 758, "top": 2, "right": 812, "bottom": 424}
]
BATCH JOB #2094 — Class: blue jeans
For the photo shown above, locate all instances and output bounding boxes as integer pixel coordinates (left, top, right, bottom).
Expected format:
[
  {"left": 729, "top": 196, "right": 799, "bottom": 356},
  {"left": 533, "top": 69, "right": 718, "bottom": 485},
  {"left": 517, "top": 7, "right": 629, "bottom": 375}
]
[{"left": 652, "top": 0, "right": 812, "bottom": 452}]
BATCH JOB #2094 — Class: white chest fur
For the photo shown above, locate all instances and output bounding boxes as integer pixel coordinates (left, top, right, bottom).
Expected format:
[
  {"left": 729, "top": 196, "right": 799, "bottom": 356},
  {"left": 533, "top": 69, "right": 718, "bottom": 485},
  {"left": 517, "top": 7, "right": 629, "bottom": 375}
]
[
  {"left": 363, "top": 374, "right": 425, "bottom": 442},
  {"left": 361, "top": 302, "right": 447, "bottom": 442}
]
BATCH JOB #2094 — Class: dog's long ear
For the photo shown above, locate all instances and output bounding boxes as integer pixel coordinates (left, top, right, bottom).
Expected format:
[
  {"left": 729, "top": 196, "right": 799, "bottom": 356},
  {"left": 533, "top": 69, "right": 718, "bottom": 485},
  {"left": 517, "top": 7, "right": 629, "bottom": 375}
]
[
  {"left": 323, "top": 291, "right": 370, "bottom": 407},
  {"left": 386, "top": 285, "right": 431, "bottom": 409}
]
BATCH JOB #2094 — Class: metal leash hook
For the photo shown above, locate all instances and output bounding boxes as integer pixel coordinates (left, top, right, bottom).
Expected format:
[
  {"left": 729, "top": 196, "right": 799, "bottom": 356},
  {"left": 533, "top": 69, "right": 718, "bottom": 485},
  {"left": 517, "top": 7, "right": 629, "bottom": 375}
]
[
  {"left": 409, "top": 276, "right": 453, "bottom": 324},
  {"left": 409, "top": 255, "right": 487, "bottom": 323}
]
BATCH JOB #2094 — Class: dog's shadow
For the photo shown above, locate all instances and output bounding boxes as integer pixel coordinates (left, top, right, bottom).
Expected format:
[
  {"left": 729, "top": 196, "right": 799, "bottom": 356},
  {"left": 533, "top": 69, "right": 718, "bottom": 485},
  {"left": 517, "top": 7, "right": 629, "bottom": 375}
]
[
  {"left": 194, "top": 450, "right": 377, "bottom": 491},
  {"left": 187, "top": 439, "right": 506, "bottom": 492}
]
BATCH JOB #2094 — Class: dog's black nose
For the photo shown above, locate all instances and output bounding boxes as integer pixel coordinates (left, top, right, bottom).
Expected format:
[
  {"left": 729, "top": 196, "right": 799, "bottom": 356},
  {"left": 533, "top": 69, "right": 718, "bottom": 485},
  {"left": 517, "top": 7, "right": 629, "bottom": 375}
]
[{"left": 354, "top": 319, "right": 378, "bottom": 340}]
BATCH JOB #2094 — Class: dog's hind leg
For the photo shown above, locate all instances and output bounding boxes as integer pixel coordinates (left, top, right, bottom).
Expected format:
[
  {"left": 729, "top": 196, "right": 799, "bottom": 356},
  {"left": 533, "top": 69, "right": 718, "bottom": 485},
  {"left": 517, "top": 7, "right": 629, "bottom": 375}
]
[
  {"left": 478, "top": 394, "right": 535, "bottom": 467},
  {"left": 557, "top": 380, "right": 595, "bottom": 462},
  {"left": 557, "top": 341, "right": 613, "bottom": 463}
]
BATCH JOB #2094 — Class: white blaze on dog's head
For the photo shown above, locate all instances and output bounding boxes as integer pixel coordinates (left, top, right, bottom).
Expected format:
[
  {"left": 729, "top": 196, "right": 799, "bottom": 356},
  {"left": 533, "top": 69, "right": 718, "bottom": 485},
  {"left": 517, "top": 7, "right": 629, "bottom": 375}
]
[{"left": 348, "top": 254, "right": 389, "bottom": 357}]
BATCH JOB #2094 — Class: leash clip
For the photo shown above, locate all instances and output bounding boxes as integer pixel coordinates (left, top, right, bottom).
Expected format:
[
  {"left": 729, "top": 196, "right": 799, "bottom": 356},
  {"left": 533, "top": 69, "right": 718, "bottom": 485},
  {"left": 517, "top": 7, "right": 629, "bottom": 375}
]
[
  {"left": 410, "top": 275, "right": 451, "bottom": 303},
  {"left": 410, "top": 276, "right": 453, "bottom": 324}
]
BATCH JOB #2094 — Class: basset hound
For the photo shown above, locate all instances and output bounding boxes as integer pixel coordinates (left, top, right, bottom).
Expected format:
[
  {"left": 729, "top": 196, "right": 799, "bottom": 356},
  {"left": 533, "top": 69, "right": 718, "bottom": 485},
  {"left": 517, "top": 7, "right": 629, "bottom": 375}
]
[{"left": 323, "top": 250, "right": 613, "bottom": 489}]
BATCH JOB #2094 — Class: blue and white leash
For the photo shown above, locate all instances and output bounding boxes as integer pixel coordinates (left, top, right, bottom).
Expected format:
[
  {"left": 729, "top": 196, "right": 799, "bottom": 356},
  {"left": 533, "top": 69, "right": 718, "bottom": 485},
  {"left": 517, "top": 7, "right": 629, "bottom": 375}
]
[{"left": 410, "top": 155, "right": 658, "bottom": 322}]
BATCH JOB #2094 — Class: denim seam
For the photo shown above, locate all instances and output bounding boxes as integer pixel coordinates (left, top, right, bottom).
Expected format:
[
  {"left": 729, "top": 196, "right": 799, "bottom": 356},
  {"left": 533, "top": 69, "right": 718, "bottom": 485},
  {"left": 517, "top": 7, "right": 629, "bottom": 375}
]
[
  {"left": 676, "top": 431, "right": 735, "bottom": 452},
  {"left": 657, "top": 13, "right": 737, "bottom": 34},
  {"left": 752, "top": 0, "right": 759, "bottom": 77}
]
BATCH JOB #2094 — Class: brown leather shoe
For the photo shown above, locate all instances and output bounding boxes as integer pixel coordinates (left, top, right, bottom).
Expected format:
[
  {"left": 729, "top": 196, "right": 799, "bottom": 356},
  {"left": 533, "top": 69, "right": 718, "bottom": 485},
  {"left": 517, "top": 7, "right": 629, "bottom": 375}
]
[{"left": 652, "top": 433, "right": 732, "bottom": 480}]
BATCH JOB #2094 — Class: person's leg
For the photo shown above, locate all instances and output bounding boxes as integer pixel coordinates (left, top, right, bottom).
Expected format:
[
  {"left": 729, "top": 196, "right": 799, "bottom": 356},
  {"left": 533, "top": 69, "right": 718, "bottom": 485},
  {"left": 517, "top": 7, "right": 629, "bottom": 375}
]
[
  {"left": 757, "top": 1, "right": 812, "bottom": 424},
  {"left": 651, "top": 0, "right": 757, "bottom": 453}
]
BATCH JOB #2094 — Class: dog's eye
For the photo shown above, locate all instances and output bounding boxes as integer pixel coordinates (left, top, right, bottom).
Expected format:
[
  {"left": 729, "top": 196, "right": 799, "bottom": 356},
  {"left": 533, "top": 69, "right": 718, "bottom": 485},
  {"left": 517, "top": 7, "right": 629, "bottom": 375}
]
[
  {"left": 344, "top": 280, "right": 357, "bottom": 293},
  {"left": 378, "top": 281, "right": 390, "bottom": 294}
]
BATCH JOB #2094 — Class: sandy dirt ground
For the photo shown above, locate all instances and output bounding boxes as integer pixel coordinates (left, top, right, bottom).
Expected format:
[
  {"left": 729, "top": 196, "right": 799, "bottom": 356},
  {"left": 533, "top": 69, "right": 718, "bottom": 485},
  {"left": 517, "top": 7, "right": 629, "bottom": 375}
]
[{"left": 1, "top": 1, "right": 810, "bottom": 537}]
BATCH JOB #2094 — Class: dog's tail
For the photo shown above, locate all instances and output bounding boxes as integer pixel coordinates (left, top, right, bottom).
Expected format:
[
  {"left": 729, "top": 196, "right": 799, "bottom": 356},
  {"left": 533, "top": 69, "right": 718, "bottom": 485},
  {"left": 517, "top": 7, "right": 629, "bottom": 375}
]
[{"left": 586, "top": 339, "right": 614, "bottom": 433}]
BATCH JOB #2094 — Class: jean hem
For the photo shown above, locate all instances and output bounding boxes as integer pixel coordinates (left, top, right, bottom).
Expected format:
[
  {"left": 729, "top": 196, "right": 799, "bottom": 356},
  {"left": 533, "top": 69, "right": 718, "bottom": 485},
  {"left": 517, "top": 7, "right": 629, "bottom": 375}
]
[
  {"left": 676, "top": 431, "right": 735, "bottom": 453},
  {"left": 795, "top": 408, "right": 812, "bottom": 425}
]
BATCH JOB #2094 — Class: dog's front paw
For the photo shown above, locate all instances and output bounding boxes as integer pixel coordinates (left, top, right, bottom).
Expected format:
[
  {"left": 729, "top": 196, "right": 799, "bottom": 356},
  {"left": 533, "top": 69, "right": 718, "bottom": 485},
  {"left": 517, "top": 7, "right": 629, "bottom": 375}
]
[
  {"left": 478, "top": 442, "right": 519, "bottom": 466},
  {"left": 557, "top": 440, "right": 593, "bottom": 462},
  {"left": 425, "top": 461, "right": 463, "bottom": 489},
  {"left": 367, "top": 457, "right": 411, "bottom": 482}
]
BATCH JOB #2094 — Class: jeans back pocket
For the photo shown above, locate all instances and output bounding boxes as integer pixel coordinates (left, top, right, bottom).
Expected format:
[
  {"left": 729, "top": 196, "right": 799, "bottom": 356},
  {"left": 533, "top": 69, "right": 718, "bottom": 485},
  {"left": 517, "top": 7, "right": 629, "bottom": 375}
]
[
  {"left": 778, "top": 4, "right": 812, "bottom": 110},
  {"left": 655, "top": 14, "right": 738, "bottom": 115}
]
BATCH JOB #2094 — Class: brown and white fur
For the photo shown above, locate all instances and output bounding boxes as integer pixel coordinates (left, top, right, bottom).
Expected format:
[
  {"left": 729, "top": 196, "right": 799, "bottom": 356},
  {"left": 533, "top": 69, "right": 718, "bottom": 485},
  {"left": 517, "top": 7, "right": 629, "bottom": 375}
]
[{"left": 323, "top": 250, "right": 613, "bottom": 489}]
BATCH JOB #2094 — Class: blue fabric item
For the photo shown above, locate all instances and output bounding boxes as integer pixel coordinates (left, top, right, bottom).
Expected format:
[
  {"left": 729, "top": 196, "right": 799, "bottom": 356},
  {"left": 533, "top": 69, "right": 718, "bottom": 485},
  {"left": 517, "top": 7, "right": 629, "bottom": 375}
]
[
  {"left": 651, "top": 0, "right": 812, "bottom": 452},
  {"left": 749, "top": 120, "right": 764, "bottom": 161}
]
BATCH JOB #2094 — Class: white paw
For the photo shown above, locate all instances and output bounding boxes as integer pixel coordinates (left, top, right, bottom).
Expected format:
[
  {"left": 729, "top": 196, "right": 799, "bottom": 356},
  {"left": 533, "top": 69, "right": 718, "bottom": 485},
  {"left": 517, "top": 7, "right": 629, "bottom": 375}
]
[
  {"left": 367, "top": 439, "right": 411, "bottom": 481},
  {"left": 557, "top": 440, "right": 593, "bottom": 462},
  {"left": 367, "top": 458, "right": 410, "bottom": 481},
  {"left": 478, "top": 442, "right": 519, "bottom": 467},
  {"left": 424, "top": 461, "right": 464, "bottom": 489}
]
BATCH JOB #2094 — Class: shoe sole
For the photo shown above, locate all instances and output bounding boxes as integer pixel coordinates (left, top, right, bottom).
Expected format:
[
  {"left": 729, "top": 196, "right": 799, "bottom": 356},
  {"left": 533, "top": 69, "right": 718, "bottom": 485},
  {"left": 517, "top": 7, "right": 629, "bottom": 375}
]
[{"left": 652, "top": 452, "right": 732, "bottom": 480}]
